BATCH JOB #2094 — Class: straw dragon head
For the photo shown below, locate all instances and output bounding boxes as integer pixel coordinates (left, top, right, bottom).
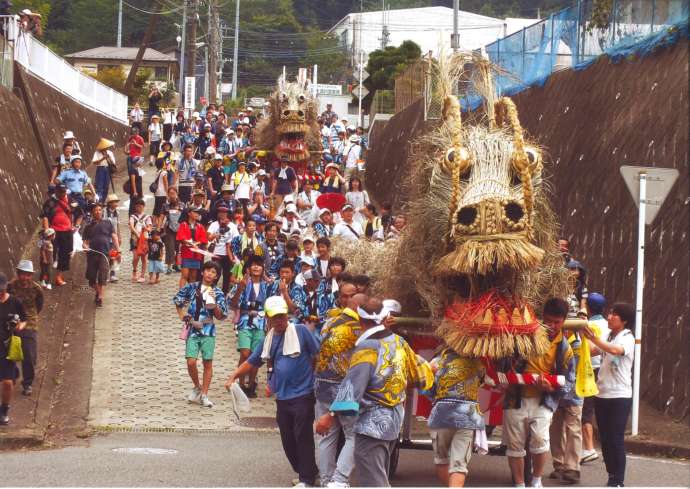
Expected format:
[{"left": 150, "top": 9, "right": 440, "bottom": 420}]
[
  {"left": 435, "top": 96, "right": 545, "bottom": 277},
  {"left": 271, "top": 71, "right": 317, "bottom": 162}
]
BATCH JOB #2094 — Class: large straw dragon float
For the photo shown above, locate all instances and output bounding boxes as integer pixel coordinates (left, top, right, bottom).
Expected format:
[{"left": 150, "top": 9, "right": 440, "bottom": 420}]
[
  {"left": 336, "top": 54, "right": 570, "bottom": 363},
  {"left": 254, "top": 69, "right": 322, "bottom": 173}
]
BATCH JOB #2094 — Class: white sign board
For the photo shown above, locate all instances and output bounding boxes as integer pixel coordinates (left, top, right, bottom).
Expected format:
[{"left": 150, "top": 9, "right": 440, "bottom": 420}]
[
  {"left": 249, "top": 97, "right": 266, "bottom": 107},
  {"left": 184, "top": 76, "right": 196, "bottom": 110},
  {"left": 221, "top": 83, "right": 233, "bottom": 94},
  {"left": 313, "top": 84, "right": 342, "bottom": 96},
  {"left": 620, "top": 166, "right": 679, "bottom": 225}
]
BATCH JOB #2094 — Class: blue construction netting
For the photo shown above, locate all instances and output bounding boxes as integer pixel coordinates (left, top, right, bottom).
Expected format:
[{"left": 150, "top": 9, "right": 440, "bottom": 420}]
[{"left": 480, "top": 0, "right": 689, "bottom": 98}]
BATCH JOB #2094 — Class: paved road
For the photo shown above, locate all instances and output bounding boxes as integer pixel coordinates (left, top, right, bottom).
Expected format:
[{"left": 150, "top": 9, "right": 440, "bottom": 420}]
[
  {"left": 89, "top": 170, "right": 275, "bottom": 431},
  {"left": 0, "top": 431, "right": 687, "bottom": 486}
]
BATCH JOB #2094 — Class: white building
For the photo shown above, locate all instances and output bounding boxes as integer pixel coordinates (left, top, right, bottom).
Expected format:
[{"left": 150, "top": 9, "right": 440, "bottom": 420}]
[{"left": 328, "top": 6, "right": 539, "bottom": 64}]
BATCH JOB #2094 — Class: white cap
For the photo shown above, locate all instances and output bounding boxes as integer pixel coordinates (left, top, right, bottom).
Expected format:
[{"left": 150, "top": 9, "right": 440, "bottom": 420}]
[
  {"left": 246, "top": 107, "right": 254, "bottom": 112},
  {"left": 347, "top": 125, "right": 356, "bottom": 131},
  {"left": 283, "top": 194, "right": 295, "bottom": 204},
  {"left": 205, "top": 146, "right": 216, "bottom": 155},
  {"left": 318, "top": 208, "right": 331, "bottom": 217},
  {"left": 63, "top": 131, "right": 75, "bottom": 139},
  {"left": 214, "top": 153, "right": 223, "bottom": 160},
  {"left": 16, "top": 259, "right": 34, "bottom": 273},
  {"left": 257, "top": 169, "right": 267, "bottom": 176},
  {"left": 285, "top": 203, "right": 297, "bottom": 214},
  {"left": 226, "top": 128, "right": 235, "bottom": 134},
  {"left": 382, "top": 299, "right": 402, "bottom": 316}
]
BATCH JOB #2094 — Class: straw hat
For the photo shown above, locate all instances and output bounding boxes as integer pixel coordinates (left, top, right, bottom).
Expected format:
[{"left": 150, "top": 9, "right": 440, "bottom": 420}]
[
  {"left": 106, "top": 193, "right": 120, "bottom": 203},
  {"left": 96, "top": 138, "right": 115, "bottom": 151}
]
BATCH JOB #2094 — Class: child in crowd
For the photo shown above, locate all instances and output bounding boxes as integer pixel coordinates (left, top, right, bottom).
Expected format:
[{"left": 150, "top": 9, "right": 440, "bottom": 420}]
[
  {"left": 147, "top": 229, "right": 166, "bottom": 284},
  {"left": 39, "top": 228, "right": 55, "bottom": 289}
]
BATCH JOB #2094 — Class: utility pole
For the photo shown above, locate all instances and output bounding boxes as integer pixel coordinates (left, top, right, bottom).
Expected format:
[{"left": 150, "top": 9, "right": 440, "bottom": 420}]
[
  {"left": 178, "top": 0, "right": 187, "bottom": 98},
  {"left": 380, "top": 0, "right": 389, "bottom": 49},
  {"left": 452, "top": 0, "right": 459, "bottom": 52},
  {"left": 186, "top": 0, "right": 198, "bottom": 83},
  {"left": 117, "top": 0, "right": 123, "bottom": 48},
  {"left": 208, "top": 0, "right": 219, "bottom": 104},
  {"left": 231, "top": 0, "right": 240, "bottom": 100},
  {"left": 124, "top": 4, "right": 160, "bottom": 92},
  {"left": 357, "top": 0, "right": 363, "bottom": 127}
]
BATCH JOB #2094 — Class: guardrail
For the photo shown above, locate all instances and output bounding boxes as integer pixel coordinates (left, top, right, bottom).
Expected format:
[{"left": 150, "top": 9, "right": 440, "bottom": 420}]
[
  {"left": 1, "top": 15, "right": 128, "bottom": 124},
  {"left": 485, "top": 0, "right": 689, "bottom": 95}
]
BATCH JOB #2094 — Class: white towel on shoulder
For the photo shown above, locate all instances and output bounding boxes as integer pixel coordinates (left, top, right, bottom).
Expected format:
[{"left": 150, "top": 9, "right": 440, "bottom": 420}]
[{"left": 261, "top": 322, "right": 301, "bottom": 361}]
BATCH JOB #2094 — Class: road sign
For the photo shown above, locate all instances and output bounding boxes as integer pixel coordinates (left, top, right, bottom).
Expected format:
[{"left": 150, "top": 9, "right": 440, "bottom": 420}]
[
  {"left": 619, "top": 165, "right": 679, "bottom": 437},
  {"left": 184, "top": 77, "right": 196, "bottom": 110},
  {"left": 620, "top": 166, "right": 679, "bottom": 225},
  {"left": 351, "top": 84, "right": 369, "bottom": 99},
  {"left": 360, "top": 69, "right": 369, "bottom": 81}
]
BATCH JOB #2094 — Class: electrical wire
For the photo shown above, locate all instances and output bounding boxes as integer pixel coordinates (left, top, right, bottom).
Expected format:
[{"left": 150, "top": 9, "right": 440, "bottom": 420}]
[{"left": 122, "top": 0, "right": 184, "bottom": 16}]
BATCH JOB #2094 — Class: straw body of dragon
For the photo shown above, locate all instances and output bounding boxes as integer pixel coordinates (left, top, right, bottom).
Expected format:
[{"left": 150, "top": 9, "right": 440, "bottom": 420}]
[
  {"left": 334, "top": 55, "right": 570, "bottom": 360},
  {"left": 254, "top": 72, "right": 322, "bottom": 172}
]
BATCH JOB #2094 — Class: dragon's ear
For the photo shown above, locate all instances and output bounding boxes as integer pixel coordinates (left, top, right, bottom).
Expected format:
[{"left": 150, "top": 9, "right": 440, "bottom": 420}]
[{"left": 277, "top": 74, "right": 286, "bottom": 93}]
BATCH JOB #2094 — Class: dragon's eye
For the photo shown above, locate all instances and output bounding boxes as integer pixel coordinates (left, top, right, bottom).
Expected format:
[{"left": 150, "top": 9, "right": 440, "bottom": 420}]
[
  {"left": 298, "top": 94, "right": 306, "bottom": 103},
  {"left": 281, "top": 92, "right": 288, "bottom": 102}
]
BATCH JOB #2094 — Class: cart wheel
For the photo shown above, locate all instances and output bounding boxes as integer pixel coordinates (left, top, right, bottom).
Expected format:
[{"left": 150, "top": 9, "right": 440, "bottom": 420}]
[{"left": 388, "top": 442, "right": 400, "bottom": 479}]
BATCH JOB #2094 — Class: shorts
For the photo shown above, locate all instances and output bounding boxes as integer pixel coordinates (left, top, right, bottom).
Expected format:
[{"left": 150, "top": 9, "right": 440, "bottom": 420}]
[
  {"left": 181, "top": 258, "right": 201, "bottom": 269},
  {"left": 581, "top": 368, "right": 599, "bottom": 424},
  {"left": 237, "top": 328, "right": 265, "bottom": 352},
  {"left": 148, "top": 260, "right": 166, "bottom": 274},
  {"left": 502, "top": 396, "right": 554, "bottom": 457},
  {"left": 185, "top": 335, "right": 216, "bottom": 360},
  {"left": 85, "top": 252, "right": 110, "bottom": 286},
  {"left": 150, "top": 140, "right": 161, "bottom": 156},
  {"left": 0, "top": 356, "right": 17, "bottom": 381},
  {"left": 431, "top": 428, "right": 474, "bottom": 474}
]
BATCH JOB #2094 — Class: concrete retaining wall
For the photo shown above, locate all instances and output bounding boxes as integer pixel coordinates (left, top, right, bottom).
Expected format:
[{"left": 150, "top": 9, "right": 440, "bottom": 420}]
[{"left": 0, "top": 64, "right": 128, "bottom": 274}]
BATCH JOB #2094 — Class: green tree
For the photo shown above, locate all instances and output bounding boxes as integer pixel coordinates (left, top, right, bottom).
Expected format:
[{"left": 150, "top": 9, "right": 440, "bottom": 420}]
[{"left": 366, "top": 40, "right": 422, "bottom": 91}]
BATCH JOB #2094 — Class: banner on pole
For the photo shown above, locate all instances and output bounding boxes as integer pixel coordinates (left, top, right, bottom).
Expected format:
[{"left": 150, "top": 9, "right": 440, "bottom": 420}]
[{"left": 184, "top": 77, "right": 196, "bottom": 110}]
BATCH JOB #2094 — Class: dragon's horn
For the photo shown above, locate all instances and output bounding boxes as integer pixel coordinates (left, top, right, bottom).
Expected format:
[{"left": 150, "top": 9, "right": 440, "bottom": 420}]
[{"left": 495, "top": 97, "right": 534, "bottom": 218}]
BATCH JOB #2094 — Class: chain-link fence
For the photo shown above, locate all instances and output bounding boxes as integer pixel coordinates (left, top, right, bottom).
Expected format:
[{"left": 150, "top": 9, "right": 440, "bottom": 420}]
[
  {"left": 486, "top": 0, "right": 689, "bottom": 95},
  {"left": 394, "top": 58, "right": 429, "bottom": 114},
  {"left": 369, "top": 89, "right": 394, "bottom": 123}
]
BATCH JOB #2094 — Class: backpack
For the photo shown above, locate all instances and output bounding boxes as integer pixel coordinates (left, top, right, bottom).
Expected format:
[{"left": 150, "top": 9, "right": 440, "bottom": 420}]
[{"left": 149, "top": 170, "right": 163, "bottom": 194}]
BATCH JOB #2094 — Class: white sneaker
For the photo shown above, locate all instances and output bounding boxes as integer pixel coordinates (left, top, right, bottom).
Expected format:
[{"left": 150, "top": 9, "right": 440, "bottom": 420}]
[
  {"left": 39, "top": 280, "right": 47, "bottom": 288},
  {"left": 530, "top": 477, "right": 543, "bottom": 488},
  {"left": 326, "top": 482, "right": 349, "bottom": 488},
  {"left": 580, "top": 448, "right": 599, "bottom": 463},
  {"left": 200, "top": 394, "right": 213, "bottom": 407},
  {"left": 187, "top": 387, "right": 201, "bottom": 403},
  {"left": 53, "top": 260, "right": 58, "bottom": 268},
  {"left": 45, "top": 283, "right": 52, "bottom": 290}
]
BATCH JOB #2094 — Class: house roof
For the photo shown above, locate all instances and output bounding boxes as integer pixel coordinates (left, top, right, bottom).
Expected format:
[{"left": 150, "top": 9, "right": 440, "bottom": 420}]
[{"left": 65, "top": 46, "right": 177, "bottom": 63}]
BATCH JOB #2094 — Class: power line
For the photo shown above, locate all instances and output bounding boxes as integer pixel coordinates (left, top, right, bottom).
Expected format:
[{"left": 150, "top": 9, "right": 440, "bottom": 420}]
[{"left": 122, "top": 0, "right": 183, "bottom": 15}]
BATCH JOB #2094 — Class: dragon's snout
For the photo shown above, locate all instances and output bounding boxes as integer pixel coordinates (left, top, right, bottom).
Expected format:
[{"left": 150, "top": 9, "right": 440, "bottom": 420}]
[
  {"left": 282, "top": 109, "right": 305, "bottom": 121},
  {"left": 456, "top": 199, "right": 527, "bottom": 235}
]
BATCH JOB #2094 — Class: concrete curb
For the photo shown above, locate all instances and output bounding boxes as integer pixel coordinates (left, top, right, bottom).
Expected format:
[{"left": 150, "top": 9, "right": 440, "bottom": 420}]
[
  {"left": 625, "top": 436, "right": 690, "bottom": 459},
  {"left": 0, "top": 427, "right": 45, "bottom": 450}
]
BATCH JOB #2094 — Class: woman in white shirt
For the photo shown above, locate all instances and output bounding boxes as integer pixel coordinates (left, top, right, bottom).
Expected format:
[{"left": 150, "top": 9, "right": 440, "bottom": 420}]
[
  {"left": 296, "top": 180, "right": 321, "bottom": 225},
  {"left": 345, "top": 177, "right": 369, "bottom": 225},
  {"left": 582, "top": 302, "right": 635, "bottom": 488}
]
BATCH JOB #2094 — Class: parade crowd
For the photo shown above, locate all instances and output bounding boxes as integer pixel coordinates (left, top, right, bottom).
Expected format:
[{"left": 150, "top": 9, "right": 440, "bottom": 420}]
[{"left": 0, "top": 100, "right": 636, "bottom": 489}]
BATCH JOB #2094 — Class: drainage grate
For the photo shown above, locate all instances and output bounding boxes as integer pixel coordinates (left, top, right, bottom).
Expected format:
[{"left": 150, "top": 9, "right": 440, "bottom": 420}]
[
  {"left": 72, "top": 284, "right": 93, "bottom": 293},
  {"left": 91, "top": 423, "right": 278, "bottom": 434},
  {"left": 236, "top": 417, "right": 277, "bottom": 429}
]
